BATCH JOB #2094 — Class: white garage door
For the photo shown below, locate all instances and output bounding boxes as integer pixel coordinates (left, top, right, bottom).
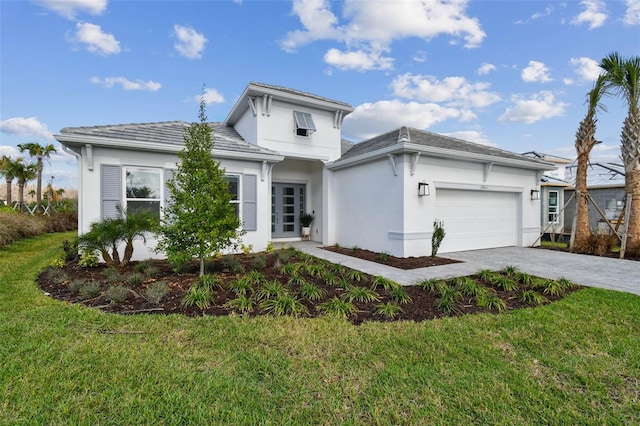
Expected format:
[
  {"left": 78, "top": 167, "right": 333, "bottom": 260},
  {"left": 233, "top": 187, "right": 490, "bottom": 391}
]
[{"left": 435, "top": 189, "right": 518, "bottom": 253}]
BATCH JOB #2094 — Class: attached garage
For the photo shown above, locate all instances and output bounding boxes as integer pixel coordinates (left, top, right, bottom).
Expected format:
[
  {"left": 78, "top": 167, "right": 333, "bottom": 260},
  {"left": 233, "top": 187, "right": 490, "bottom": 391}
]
[
  {"left": 435, "top": 189, "right": 519, "bottom": 253},
  {"left": 327, "top": 126, "right": 554, "bottom": 258}
]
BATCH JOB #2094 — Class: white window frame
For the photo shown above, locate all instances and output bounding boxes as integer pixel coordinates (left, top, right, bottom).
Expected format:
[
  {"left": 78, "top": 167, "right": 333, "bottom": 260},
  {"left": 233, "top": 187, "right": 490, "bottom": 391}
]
[
  {"left": 124, "top": 166, "right": 163, "bottom": 218},
  {"left": 548, "top": 190, "right": 559, "bottom": 224},
  {"left": 293, "top": 111, "right": 316, "bottom": 137},
  {"left": 224, "top": 174, "right": 241, "bottom": 219}
]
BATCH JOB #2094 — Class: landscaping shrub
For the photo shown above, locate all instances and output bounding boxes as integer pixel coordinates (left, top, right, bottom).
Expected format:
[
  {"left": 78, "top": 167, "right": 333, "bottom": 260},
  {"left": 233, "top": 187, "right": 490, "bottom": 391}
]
[
  {"left": 106, "top": 285, "right": 129, "bottom": 303},
  {"left": 0, "top": 211, "right": 77, "bottom": 248},
  {"left": 143, "top": 281, "right": 169, "bottom": 304},
  {"left": 431, "top": 219, "right": 446, "bottom": 257}
]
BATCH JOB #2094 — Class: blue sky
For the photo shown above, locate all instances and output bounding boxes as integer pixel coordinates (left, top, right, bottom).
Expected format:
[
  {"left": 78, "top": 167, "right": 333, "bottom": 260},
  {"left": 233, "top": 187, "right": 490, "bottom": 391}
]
[{"left": 1, "top": 0, "right": 639, "bottom": 189}]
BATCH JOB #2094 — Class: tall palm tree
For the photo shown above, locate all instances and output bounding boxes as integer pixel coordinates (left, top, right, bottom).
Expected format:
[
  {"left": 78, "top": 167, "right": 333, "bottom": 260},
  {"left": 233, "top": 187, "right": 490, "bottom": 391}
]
[
  {"left": 17, "top": 142, "right": 56, "bottom": 214},
  {"left": 600, "top": 53, "right": 640, "bottom": 253},
  {"left": 13, "top": 159, "right": 37, "bottom": 213},
  {"left": 572, "top": 75, "right": 608, "bottom": 251},
  {"left": 0, "top": 155, "right": 18, "bottom": 206}
]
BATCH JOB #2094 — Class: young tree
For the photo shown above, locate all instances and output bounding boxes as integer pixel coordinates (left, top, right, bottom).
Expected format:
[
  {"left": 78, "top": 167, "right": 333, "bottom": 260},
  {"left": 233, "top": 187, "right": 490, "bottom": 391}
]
[
  {"left": 600, "top": 53, "right": 640, "bottom": 253},
  {"left": 0, "top": 155, "right": 19, "bottom": 206},
  {"left": 157, "top": 94, "right": 243, "bottom": 276},
  {"left": 13, "top": 159, "right": 37, "bottom": 213},
  {"left": 572, "top": 75, "right": 607, "bottom": 251},
  {"left": 18, "top": 142, "right": 57, "bottom": 214}
]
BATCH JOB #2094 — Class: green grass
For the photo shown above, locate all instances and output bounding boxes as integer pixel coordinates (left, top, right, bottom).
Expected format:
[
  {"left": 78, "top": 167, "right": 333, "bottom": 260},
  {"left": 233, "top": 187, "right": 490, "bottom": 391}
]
[{"left": 1, "top": 232, "right": 640, "bottom": 424}]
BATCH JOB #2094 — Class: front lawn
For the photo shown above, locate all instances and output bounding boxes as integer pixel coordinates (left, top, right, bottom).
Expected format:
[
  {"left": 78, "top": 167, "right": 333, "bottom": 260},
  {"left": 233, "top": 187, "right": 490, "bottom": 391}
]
[{"left": 1, "top": 232, "right": 639, "bottom": 424}]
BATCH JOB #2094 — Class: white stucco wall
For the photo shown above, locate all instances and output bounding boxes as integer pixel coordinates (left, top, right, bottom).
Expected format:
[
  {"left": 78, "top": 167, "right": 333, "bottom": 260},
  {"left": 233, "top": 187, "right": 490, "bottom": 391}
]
[
  {"left": 234, "top": 99, "right": 342, "bottom": 162},
  {"left": 332, "top": 153, "right": 543, "bottom": 257},
  {"left": 78, "top": 146, "right": 271, "bottom": 261},
  {"left": 332, "top": 156, "right": 406, "bottom": 255}
]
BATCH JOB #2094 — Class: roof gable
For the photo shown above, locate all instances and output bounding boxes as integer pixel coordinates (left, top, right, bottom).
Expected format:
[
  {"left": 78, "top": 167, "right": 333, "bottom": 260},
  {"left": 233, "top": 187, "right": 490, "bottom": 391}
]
[{"left": 225, "top": 82, "right": 354, "bottom": 126}]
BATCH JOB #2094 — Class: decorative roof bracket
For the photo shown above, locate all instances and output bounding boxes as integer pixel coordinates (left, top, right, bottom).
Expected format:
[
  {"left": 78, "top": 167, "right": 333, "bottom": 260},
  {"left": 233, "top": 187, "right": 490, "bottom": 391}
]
[
  {"left": 483, "top": 162, "right": 494, "bottom": 182},
  {"left": 333, "top": 110, "right": 344, "bottom": 129},
  {"left": 410, "top": 152, "right": 421, "bottom": 176},
  {"left": 247, "top": 96, "right": 257, "bottom": 116},
  {"left": 261, "top": 160, "right": 274, "bottom": 181},
  {"left": 262, "top": 95, "right": 272, "bottom": 116},
  {"left": 84, "top": 144, "right": 93, "bottom": 171},
  {"left": 388, "top": 154, "right": 398, "bottom": 176}
]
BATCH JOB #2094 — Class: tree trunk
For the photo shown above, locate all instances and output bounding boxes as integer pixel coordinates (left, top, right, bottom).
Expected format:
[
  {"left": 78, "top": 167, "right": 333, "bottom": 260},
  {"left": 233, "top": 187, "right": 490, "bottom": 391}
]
[
  {"left": 199, "top": 256, "right": 205, "bottom": 277},
  {"left": 36, "top": 159, "right": 43, "bottom": 214},
  {"left": 573, "top": 152, "right": 591, "bottom": 250},
  {"left": 17, "top": 181, "right": 25, "bottom": 213},
  {"left": 5, "top": 178, "right": 11, "bottom": 206},
  {"left": 625, "top": 168, "right": 640, "bottom": 253}
]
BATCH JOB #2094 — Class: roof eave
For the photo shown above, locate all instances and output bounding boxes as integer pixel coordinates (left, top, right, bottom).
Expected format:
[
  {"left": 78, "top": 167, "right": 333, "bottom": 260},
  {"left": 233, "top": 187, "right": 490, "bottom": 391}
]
[
  {"left": 54, "top": 134, "right": 285, "bottom": 163},
  {"left": 224, "top": 83, "right": 354, "bottom": 126},
  {"left": 327, "top": 142, "right": 556, "bottom": 171}
]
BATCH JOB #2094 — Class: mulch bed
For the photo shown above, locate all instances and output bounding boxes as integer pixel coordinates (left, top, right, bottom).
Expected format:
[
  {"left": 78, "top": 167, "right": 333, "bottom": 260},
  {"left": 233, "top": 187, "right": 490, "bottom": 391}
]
[
  {"left": 38, "top": 249, "right": 580, "bottom": 325},
  {"left": 321, "top": 246, "right": 461, "bottom": 269}
]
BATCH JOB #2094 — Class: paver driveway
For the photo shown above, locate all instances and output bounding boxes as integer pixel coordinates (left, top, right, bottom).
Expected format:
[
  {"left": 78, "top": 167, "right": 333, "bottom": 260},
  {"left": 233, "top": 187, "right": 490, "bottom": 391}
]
[{"left": 289, "top": 243, "right": 640, "bottom": 296}]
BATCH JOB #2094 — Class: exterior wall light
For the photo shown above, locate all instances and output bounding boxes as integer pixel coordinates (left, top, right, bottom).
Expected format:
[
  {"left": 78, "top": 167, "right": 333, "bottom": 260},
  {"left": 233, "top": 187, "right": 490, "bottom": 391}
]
[
  {"left": 418, "top": 181, "right": 430, "bottom": 196},
  {"left": 530, "top": 189, "right": 540, "bottom": 200}
]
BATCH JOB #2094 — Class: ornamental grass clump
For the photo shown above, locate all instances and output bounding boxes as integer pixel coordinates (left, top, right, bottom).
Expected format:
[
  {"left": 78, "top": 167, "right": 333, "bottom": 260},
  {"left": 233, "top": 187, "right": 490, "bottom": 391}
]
[
  {"left": 435, "top": 286, "right": 462, "bottom": 314},
  {"left": 225, "top": 295, "right": 254, "bottom": 314},
  {"left": 371, "top": 276, "right": 399, "bottom": 291},
  {"left": 519, "top": 289, "right": 546, "bottom": 306},
  {"left": 299, "top": 282, "right": 326, "bottom": 301},
  {"left": 317, "top": 297, "right": 357, "bottom": 319},
  {"left": 476, "top": 291, "right": 508, "bottom": 313},
  {"left": 260, "top": 294, "right": 308, "bottom": 317},
  {"left": 389, "top": 286, "right": 412, "bottom": 304},
  {"left": 375, "top": 302, "right": 403, "bottom": 318},
  {"left": 342, "top": 285, "right": 380, "bottom": 303},
  {"left": 419, "top": 278, "right": 447, "bottom": 293}
]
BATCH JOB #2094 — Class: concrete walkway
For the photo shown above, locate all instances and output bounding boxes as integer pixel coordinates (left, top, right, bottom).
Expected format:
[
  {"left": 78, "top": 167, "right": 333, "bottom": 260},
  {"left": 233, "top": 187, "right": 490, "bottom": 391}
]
[{"left": 285, "top": 242, "right": 640, "bottom": 296}]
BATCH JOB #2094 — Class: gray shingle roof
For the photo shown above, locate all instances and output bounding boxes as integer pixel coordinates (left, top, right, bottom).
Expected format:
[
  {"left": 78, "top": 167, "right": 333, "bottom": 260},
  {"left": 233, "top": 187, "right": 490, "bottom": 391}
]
[
  {"left": 249, "top": 82, "right": 352, "bottom": 108},
  {"left": 340, "top": 126, "right": 549, "bottom": 165},
  {"left": 59, "top": 121, "right": 279, "bottom": 156}
]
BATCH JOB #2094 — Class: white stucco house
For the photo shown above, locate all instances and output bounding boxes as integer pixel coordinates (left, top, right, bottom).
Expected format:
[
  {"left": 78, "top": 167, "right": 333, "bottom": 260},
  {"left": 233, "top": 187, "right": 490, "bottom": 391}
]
[{"left": 55, "top": 82, "right": 554, "bottom": 260}]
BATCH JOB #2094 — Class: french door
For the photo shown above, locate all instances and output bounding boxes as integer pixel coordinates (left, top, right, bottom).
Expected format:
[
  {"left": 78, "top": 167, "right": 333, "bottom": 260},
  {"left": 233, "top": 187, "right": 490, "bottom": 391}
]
[{"left": 272, "top": 183, "right": 305, "bottom": 238}]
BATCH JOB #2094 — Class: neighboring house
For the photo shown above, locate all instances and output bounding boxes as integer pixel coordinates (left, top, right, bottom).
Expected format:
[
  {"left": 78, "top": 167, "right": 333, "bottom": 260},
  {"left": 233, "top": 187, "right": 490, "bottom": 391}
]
[
  {"left": 55, "top": 82, "right": 553, "bottom": 260},
  {"left": 523, "top": 151, "right": 627, "bottom": 237},
  {"left": 564, "top": 162, "right": 626, "bottom": 234},
  {"left": 522, "top": 152, "right": 572, "bottom": 235}
]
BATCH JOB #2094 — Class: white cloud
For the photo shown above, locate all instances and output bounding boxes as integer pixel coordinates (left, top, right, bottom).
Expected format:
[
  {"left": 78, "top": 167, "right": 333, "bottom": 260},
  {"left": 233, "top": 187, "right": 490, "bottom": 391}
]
[
  {"left": 531, "top": 5, "right": 554, "bottom": 20},
  {"left": 90, "top": 76, "right": 161, "bottom": 91},
  {"left": 569, "top": 57, "right": 602, "bottom": 81},
  {"left": 624, "top": 0, "right": 640, "bottom": 25},
  {"left": 571, "top": 0, "right": 607, "bottom": 29},
  {"left": 0, "top": 145, "right": 20, "bottom": 159},
  {"left": 173, "top": 25, "right": 208, "bottom": 59},
  {"left": 443, "top": 130, "right": 495, "bottom": 147},
  {"left": 391, "top": 73, "right": 500, "bottom": 108},
  {"left": 196, "top": 88, "right": 225, "bottom": 104},
  {"left": 412, "top": 50, "right": 426, "bottom": 63},
  {"left": 0, "top": 117, "right": 53, "bottom": 139},
  {"left": 521, "top": 60, "right": 552, "bottom": 83},
  {"left": 67, "top": 22, "right": 120, "bottom": 55},
  {"left": 342, "top": 100, "right": 462, "bottom": 140},
  {"left": 282, "top": 0, "right": 486, "bottom": 70},
  {"left": 499, "top": 91, "right": 568, "bottom": 124},
  {"left": 563, "top": 78, "right": 575, "bottom": 86},
  {"left": 477, "top": 63, "right": 496, "bottom": 75},
  {"left": 34, "top": 0, "right": 107, "bottom": 20},
  {"left": 324, "top": 48, "right": 393, "bottom": 71}
]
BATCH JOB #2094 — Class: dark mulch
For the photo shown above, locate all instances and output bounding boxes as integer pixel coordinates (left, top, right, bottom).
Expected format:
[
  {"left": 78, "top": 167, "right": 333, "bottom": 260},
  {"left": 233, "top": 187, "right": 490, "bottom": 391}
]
[
  {"left": 321, "top": 246, "right": 461, "bottom": 269},
  {"left": 38, "top": 249, "right": 581, "bottom": 325}
]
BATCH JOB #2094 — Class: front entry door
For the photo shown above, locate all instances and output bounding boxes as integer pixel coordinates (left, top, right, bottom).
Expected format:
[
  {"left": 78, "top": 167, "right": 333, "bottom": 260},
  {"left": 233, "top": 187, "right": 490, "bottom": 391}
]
[{"left": 272, "top": 183, "right": 305, "bottom": 238}]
